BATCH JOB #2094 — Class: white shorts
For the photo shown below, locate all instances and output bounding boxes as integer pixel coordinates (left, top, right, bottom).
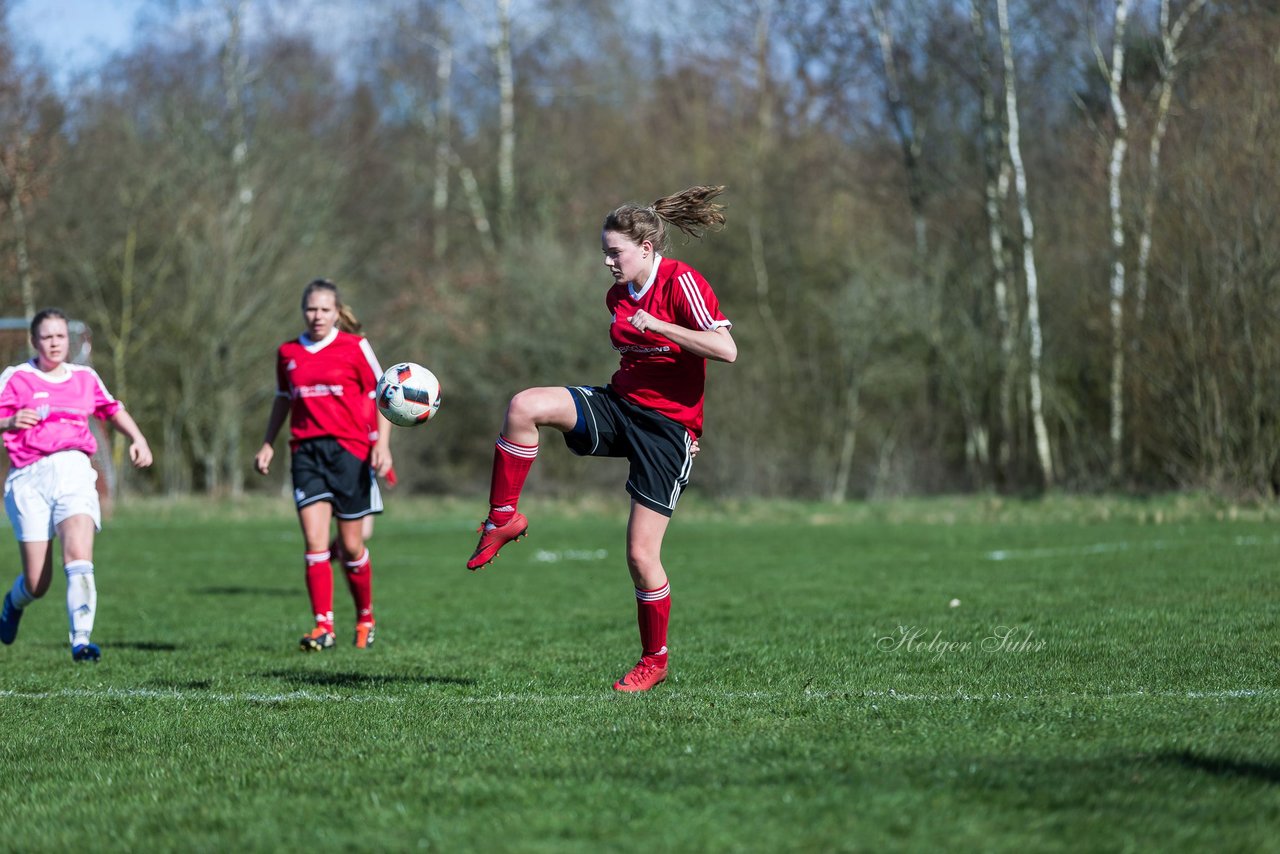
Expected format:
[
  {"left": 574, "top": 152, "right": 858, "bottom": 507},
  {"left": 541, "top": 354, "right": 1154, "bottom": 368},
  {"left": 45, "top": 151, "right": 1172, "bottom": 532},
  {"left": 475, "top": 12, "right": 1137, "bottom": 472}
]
[{"left": 4, "top": 451, "right": 102, "bottom": 542}]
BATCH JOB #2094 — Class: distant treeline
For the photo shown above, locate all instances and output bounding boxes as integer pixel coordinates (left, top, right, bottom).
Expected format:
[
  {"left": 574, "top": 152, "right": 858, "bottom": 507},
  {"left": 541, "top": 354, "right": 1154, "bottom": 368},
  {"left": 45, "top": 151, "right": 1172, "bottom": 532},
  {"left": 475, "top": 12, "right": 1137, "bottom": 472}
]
[{"left": 1, "top": 0, "right": 1276, "bottom": 500}]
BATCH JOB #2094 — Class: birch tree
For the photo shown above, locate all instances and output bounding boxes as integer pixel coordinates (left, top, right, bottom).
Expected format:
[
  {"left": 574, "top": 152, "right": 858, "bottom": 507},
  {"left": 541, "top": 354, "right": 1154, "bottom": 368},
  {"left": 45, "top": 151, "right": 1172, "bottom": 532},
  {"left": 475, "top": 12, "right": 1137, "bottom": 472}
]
[
  {"left": 1134, "top": 0, "right": 1207, "bottom": 324},
  {"left": 748, "top": 0, "right": 791, "bottom": 378},
  {"left": 1102, "top": 0, "right": 1130, "bottom": 480},
  {"left": 969, "top": 0, "right": 1017, "bottom": 475},
  {"left": 494, "top": 0, "right": 516, "bottom": 239},
  {"left": 996, "top": 0, "right": 1054, "bottom": 485}
]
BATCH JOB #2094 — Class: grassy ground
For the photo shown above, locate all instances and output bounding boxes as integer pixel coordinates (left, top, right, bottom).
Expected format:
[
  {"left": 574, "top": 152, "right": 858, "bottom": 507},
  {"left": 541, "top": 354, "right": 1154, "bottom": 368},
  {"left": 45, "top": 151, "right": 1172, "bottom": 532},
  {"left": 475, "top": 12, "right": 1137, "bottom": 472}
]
[{"left": 1, "top": 494, "right": 1278, "bottom": 852}]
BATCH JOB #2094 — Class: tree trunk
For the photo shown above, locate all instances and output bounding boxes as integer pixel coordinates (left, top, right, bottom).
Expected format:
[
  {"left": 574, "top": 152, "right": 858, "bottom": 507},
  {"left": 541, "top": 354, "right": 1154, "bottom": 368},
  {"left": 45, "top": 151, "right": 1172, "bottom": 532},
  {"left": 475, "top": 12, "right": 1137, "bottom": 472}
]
[
  {"left": 831, "top": 373, "right": 861, "bottom": 503},
  {"left": 997, "top": 0, "right": 1054, "bottom": 487},
  {"left": 1105, "top": 0, "right": 1131, "bottom": 481},
  {"left": 1131, "top": 0, "right": 1207, "bottom": 473},
  {"left": 748, "top": 0, "right": 791, "bottom": 379},
  {"left": 450, "top": 150, "right": 497, "bottom": 259},
  {"left": 110, "top": 224, "right": 138, "bottom": 494},
  {"left": 970, "top": 0, "right": 1017, "bottom": 478},
  {"left": 494, "top": 0, "right": 516, "bottom": 240},
  {"left": 217, "top": 0, "right": 252, "bottom": 497},
  {"left": 434, "top": 43, "right": 453, "bottom": 260}
]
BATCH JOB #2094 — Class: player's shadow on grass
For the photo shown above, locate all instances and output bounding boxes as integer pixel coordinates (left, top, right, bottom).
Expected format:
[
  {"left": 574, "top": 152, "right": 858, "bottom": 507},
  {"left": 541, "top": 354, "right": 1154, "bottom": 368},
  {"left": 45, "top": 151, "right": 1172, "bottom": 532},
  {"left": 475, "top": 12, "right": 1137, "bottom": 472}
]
[
  {"left": 112, "top": 641, "right": 180, "bottom": 652},
  {"left": 1163, "top": 750, "right": 1280, "bottom": 784},
  {"left": 194, "top": 586, "right": 297, "bottom": 597},
  {"left": 263, "top": 669, "right": 476, "bottom": 688}
]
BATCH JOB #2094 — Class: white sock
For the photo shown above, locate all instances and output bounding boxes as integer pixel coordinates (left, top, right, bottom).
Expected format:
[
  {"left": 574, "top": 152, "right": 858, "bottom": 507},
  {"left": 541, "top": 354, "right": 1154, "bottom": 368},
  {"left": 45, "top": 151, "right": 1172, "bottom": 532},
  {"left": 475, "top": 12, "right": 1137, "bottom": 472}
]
[
  {"left": 8, "top": 575, "right": 34, "bottom": 610},
  {"left": 64, "top": 561, "right": 97, "bottom": 647}
]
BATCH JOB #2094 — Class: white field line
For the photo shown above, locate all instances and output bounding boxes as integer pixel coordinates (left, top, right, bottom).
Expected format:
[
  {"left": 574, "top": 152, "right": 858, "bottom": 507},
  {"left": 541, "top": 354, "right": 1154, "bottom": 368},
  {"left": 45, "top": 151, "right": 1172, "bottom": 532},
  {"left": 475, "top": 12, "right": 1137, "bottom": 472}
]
[
  {"left": 1, "top": 686, "right": 1275, "bottom": 706},
  {"left": 0, "top": 687, "right": 404, "bottom": 704},
  {"left": 985, "top": 535, "right": 1280, "bottom": 561}
]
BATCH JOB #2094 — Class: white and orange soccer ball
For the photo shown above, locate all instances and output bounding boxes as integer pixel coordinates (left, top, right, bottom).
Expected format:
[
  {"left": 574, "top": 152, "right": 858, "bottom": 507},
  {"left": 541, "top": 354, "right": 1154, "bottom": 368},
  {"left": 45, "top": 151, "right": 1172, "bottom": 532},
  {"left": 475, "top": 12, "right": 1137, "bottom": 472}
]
[{"left": 376, "top": 362, "right": 442, "bottom": 427}]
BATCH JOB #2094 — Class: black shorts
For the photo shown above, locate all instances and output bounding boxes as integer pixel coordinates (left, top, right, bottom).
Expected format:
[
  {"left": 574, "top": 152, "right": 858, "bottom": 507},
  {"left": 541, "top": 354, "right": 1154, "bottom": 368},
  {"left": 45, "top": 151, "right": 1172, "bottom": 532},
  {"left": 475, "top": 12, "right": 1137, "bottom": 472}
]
[
  {"left": 291, "top": 438, "right": 383, "bottom": 520},
  {"left": 563, "top": 386, "right": 694, "bottom": 517}
]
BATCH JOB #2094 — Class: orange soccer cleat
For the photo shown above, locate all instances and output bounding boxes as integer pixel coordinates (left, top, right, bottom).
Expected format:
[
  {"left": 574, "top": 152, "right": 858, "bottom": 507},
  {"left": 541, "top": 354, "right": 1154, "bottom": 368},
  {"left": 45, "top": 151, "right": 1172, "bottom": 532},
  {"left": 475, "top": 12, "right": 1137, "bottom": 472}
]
[
  {"left": 612, "top": 658, "right": 668, "bottom": 692},
  {"left": 299, "top": 626, "right": 336, "bottom": 652}
]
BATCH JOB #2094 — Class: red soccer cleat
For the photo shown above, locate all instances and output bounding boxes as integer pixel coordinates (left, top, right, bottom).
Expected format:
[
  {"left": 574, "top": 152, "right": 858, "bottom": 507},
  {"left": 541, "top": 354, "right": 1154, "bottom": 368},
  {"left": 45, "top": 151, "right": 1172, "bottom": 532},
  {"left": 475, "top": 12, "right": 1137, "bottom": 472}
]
[
  {"left": 612, "top": 658, "right": 668, "bottom": 692},
  {"left": 466, "top": 512, "right": 529, "bottom": 570}
]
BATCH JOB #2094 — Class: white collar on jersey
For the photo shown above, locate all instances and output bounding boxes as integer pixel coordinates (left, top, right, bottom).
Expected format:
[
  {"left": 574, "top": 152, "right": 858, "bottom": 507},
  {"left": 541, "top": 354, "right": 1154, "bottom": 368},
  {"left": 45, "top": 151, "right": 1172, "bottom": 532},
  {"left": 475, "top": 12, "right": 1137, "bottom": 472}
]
[
  {"left": 627, "top": 253, "right": 664, "bottom": 301},
  {"left": 300, "top": 327, "right": 339, "bottom": 352},
  {"left": 24, "top": 359, "right": 74, "bottom": 382}
]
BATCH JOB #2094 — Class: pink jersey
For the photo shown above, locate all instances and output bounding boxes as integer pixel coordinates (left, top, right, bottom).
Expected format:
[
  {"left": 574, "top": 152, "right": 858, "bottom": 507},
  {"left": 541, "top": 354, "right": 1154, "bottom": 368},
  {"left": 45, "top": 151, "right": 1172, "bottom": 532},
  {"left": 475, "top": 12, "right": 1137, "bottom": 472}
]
[
  {"left": 607, "top": 254, "right": 731, "bottom": 437},
  {"left": 0, "top": 361, "right": 122, "bottom": 470},
  {"left": 275, "top": 329, "right": 383, "bottom": 460}
]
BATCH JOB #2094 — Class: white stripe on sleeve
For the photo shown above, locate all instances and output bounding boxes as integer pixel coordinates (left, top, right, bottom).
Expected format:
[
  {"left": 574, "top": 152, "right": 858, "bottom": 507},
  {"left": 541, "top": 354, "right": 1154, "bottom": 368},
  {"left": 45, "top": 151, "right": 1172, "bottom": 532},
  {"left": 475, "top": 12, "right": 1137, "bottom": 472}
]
[{"left": 678, "top": 272, "right": 716, "bottom": 330}]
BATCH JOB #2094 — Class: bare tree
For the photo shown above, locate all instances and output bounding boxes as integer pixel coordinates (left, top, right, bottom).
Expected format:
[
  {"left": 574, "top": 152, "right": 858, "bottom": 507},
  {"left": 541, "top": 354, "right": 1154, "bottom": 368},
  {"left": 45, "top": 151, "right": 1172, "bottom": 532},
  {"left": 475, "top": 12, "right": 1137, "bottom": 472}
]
[
  {"left": 493, "top": 0, "right": 516, "bottom": 239},
  {"left": 747, "top": 0, "right": 792, "bottom": 378},
  {"left": 969, "top": 0, "right": 1017, "bottom": 475},
  {"left": 0, "top": 28, "right": 52, "bottom": 324},
  {"left": 1135, "top": 0, "right": 1207, "bottom": 326},
  {"left": 996, "top": 0, "right": 1053, "bottom": 486},
  {"left": 433, "top": 40, "right": 454, "bottom": 259},
  {"left": 1101, "top": 0, "right": 1130, "bottom": 480},
  {"left": 391, "top": 6, "right": 494, "bottom": 261},
  {"left": 0, "top": 134, "right": 35, "bottom": 321}
]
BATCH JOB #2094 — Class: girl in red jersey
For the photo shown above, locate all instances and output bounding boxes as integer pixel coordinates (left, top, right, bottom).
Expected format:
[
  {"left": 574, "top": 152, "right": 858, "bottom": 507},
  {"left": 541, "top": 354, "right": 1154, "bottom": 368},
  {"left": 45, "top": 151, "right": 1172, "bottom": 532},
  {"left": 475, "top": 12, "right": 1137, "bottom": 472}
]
[
  {"left": 467, "top": 185, "right": 737, "bottom": 692},
  {"left": 254, "top": 279, "right": 393, "bottom": 651}
]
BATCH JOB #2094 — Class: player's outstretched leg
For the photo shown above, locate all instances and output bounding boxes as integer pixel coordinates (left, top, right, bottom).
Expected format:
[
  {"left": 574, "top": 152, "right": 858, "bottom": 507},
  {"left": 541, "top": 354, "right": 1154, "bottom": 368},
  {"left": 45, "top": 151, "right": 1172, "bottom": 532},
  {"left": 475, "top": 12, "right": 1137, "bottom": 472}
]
[{"left": 466, "top": 512, "right": 529, "bottom": 571}]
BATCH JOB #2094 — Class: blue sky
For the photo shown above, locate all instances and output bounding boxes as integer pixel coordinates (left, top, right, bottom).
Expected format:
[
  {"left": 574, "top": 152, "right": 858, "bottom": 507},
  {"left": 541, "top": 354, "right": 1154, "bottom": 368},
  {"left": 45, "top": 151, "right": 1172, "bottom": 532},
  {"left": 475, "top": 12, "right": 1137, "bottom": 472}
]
[
  {"left": 6, "top": 1, "right": 403, "bottom": 90},
  {"left": 8, "top": 0, "right": 148, "bottom": 79}
]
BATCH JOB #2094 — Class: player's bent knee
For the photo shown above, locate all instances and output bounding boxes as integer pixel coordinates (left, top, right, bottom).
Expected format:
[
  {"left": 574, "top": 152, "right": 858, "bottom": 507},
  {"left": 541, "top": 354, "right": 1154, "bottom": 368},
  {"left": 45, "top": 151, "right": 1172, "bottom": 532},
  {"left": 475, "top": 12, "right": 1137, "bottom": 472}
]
[{"left": 508, "top": 388, "right": 572, "bottom": 430}]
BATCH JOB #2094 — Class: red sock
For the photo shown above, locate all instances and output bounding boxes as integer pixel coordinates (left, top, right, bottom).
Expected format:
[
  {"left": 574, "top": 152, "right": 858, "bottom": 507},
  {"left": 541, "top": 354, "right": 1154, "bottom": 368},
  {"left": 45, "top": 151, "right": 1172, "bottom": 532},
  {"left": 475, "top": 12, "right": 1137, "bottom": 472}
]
[
  {"left": 487, "top": 435, "right": 538, "bottom": 525},
  {"left": 304, "top": 550, "right": 335, "bottom": 632},
  {"left": 344, "top": 548, "right": 374, "bottom": 625},
  {"left": 635, "top": 582, "right": 671, "bottom": 666}
]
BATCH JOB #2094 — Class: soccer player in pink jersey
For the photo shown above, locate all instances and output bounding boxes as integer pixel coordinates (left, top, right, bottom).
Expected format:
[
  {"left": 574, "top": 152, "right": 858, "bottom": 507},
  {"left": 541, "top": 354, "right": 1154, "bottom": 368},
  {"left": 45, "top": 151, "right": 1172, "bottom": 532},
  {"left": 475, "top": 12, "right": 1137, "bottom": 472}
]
[
  {"left": 466, "top": 186, "right": 737, "bottom": 692},
  {"left": 254, "top": 279, "right": 393, "bottom": 652},
  {"left": 0, "top": 308, "right": 153, "bottom": 661}
]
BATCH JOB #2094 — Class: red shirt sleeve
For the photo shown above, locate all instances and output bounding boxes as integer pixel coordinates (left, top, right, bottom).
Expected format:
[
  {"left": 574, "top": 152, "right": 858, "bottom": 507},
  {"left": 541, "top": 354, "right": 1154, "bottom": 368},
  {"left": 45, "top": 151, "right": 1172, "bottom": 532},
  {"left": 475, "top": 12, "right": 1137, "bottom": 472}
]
[{"left": 671, "top": 267, "right": 731, "bottom": 332}]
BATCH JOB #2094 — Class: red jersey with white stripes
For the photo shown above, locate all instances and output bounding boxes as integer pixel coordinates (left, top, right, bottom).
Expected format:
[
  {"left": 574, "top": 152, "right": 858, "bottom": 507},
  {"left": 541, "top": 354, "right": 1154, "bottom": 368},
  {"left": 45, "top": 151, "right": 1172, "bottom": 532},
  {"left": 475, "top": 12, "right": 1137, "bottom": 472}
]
[
  {"left": 275, "top": 329, "right": 383, "bottom": 459},
  {"left": 607, "top": 254, "right": 731, "bottom": 437}
]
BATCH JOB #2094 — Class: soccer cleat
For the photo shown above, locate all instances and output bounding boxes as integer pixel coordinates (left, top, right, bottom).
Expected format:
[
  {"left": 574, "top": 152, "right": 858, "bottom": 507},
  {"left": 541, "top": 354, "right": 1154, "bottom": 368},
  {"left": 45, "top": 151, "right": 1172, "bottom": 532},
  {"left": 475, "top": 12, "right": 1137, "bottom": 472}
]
[
  {"left": 299, "top": 627, "right": 336, "bottom": 652},
  {"left": 71, "top": 642, "right": 101, "bottom": 662},
  {"left": 0, "top": 592, "right": 22, "bottom": 645},
  {"left": 466, "top": 512, "right": 529, "bottom": 570},
  {"left": 612, "top": 658, "right": 668, "bottom": 692},
  {"left": 354, "top": 622, "right": 376, "bottom": 649}
]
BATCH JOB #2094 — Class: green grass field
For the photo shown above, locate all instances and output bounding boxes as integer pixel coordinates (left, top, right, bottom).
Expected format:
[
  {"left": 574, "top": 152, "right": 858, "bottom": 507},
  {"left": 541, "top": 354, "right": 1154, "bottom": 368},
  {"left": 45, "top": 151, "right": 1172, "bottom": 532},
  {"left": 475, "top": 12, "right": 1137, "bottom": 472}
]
[{"left": 2, "top": 495, "right": 1279, "bottom": 852}]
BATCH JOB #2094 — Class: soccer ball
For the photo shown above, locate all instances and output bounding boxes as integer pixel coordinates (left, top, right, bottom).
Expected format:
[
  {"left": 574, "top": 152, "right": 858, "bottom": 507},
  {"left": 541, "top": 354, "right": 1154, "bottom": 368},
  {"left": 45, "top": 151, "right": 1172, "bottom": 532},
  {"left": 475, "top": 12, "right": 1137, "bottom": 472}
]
[{"left": 376, "top": 362, "right": 442, "bottom": 427}]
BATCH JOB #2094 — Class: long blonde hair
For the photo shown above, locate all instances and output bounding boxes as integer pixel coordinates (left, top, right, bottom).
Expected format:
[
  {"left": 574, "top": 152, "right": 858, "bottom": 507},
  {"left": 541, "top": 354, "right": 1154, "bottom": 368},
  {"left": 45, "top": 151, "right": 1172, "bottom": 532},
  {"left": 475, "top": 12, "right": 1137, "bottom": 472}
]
[
  {"left": 301, "top": 278, "right": 362, "bottom": 333},
  {"left": 602, "top": 185, "right": 727, "bottom": 253}
]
